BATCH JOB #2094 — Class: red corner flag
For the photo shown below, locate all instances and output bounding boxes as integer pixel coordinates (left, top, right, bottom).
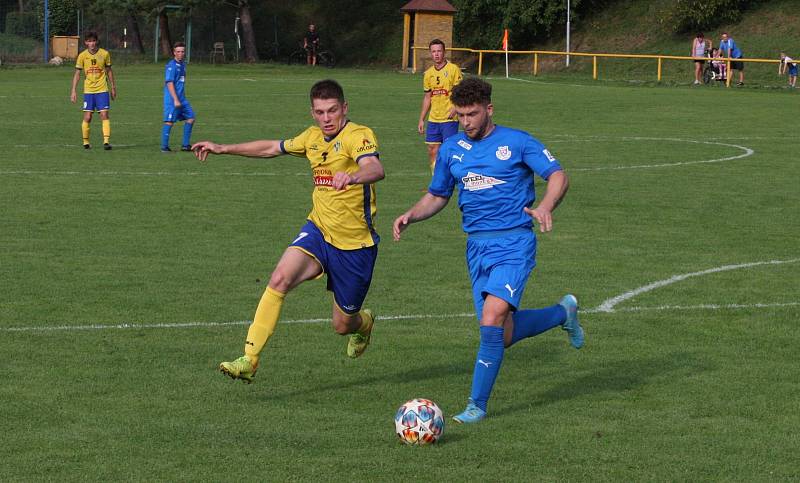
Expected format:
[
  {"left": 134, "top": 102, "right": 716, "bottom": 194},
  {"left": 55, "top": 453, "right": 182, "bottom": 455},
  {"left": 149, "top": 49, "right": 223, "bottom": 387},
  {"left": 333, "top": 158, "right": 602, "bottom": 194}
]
[{"left": 502, "top": 29, "right": 509, "bottom": 50}]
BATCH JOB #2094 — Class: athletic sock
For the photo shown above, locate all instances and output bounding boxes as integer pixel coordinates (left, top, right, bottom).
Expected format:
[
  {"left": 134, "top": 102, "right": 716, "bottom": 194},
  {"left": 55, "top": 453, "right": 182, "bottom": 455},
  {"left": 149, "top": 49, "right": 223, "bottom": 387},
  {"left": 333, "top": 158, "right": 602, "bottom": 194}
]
[
  {"left": 161, "top": 124, "right": 172, "bottom": 149},
  {"left": 182, "top": 122, "right": 194, "bottom": 147},
  {"left": 244, "top": 287, "right": 285, "bottom": 367},
  {"left": 101, "top": 119, "right": 110, "bottom": 144},
  {"left": 508, "top": 304, "right": 567, "bottom": 346},
  {"left": 469, "top": 325, "right": 505, "bottom": 412},
  {"left": 81, "top": 121, "right": 90, "bottom": 145},
  {"left": 356, "top": 309, "right": 373, "bottom": 335}
]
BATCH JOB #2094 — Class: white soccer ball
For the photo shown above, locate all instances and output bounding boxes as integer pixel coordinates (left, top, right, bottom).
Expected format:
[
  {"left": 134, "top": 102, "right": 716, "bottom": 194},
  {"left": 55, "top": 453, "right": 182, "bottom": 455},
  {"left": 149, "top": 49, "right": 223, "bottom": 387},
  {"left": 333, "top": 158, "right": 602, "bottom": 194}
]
[
  {"left": 49, "top": 56, "right": 63, "bottom": 65},
  {"left": 394, "top": 398, "right": 445, "bottom": 445}
]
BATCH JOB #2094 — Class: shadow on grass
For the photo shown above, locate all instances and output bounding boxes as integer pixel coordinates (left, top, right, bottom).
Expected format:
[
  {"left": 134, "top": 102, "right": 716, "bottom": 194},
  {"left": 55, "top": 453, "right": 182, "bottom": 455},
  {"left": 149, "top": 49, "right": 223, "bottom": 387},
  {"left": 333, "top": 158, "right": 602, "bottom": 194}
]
[
  {"left": 263, "top": 358, "right": 472, "bottom": 401},
  {"left": 493, "top": 351, "right": 711, "bottom": 418}
]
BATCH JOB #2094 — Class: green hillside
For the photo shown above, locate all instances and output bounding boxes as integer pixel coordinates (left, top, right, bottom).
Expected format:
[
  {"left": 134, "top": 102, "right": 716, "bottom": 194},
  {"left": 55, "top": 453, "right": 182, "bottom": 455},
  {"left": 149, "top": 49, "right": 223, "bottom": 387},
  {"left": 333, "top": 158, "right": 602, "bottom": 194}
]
[{"left": 448, "top": 0, "right": 800, "bottom": 86}]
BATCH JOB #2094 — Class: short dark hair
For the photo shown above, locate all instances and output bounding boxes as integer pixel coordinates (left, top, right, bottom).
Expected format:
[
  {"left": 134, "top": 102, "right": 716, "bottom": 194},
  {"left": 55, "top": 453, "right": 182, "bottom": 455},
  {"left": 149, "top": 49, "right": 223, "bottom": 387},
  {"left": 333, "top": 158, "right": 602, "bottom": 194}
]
[
  {"left": 429, "top": 38, "right": 445, "bottom": 50},
  {"left": 173, "top": 41, "right": 186, "bottom": 49},
  {"left": 84, "top": 31, "right": 98, "bottom": 41},
  {"left": 450, "top": 77, "right": 492, "bottom": 107},
  {"left": 310, "top": 79, "right": 345, "bottom": 104}
]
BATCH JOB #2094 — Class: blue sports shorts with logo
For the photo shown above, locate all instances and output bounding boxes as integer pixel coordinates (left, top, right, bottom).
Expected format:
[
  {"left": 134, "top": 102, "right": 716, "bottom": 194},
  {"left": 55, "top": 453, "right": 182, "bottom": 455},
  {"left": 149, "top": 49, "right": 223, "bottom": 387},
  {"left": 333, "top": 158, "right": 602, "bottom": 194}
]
[
  {"left": 82, "top": 92, "right": 111, "bottom": 112},
  {"left": 466, "top": 227, "right": 537, "bottom": 321},
  {"left": 163, "top": 100, "right": 195, "bottom": 123},
  {"left": 289, "top": 220, "right": 378, "bottom": 315},
  {"left": 425, "top": 120, "right": 459, "bottom": 143}
]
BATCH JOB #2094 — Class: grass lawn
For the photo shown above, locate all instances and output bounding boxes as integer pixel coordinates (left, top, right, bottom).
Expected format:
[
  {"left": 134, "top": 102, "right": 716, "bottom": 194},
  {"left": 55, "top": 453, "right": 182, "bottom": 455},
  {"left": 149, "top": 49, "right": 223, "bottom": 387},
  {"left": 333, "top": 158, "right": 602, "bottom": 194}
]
[{"left": 1, "top": 63, "right": 798, "bottom": 480}]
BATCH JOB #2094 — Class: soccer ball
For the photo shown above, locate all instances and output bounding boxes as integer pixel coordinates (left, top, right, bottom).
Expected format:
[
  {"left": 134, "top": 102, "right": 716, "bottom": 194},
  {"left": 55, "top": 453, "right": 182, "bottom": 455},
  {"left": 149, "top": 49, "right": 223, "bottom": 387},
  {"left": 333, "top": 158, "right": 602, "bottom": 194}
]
[{"left": 394, "top": 398, "right": 445, "bottom": 445}]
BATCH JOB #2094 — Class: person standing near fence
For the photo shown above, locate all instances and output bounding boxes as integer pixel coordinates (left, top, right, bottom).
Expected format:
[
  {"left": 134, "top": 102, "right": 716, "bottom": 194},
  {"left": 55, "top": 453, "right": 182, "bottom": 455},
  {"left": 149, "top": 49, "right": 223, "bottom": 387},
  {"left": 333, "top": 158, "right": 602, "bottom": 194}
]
[
  {"left": 779, "top": 52, "right": 797, "bottom": 88},
  {"left": 418, "top": 39, "right": 462, "bottom": 175},
  {"left": 70, "top": 31, "right": 116, "bottom": 150},
  {"left": 161, "top": 42, "right": 195, "bottom": 152},
  {"left": 719, "top": 32, "right": 745, "bottom": 86},
  {"left": 691, "top": 33, "right": 711, "bottom": 85}
]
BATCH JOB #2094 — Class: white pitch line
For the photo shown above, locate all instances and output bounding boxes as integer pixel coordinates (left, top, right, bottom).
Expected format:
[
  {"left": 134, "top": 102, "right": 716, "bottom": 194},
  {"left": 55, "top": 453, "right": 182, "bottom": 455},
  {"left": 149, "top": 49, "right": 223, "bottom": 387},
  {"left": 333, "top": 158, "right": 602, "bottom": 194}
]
[
  {"left": 572, "top": 138, "right": 754, "bottom": 171},
  {"left": 597, "top": 259, "right": 800, "bottom": 313},
  {"left": 3, "top": 302, "right": 798, "bottom": 333}
]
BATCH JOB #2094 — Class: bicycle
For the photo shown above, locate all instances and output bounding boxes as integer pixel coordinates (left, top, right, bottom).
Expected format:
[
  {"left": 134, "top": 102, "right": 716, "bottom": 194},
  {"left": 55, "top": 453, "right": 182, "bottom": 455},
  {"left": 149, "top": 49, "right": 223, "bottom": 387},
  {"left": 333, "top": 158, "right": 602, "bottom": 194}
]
[{"left": 287, "top": 45, "right": 335, "bottom": 68}]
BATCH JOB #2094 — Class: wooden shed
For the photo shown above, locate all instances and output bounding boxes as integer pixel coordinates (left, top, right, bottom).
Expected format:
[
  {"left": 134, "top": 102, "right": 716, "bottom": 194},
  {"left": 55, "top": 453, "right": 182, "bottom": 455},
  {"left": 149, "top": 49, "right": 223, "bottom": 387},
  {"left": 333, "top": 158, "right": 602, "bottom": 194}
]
[{"left": 400, "top": 0, "right": 457, "bottom": 72}]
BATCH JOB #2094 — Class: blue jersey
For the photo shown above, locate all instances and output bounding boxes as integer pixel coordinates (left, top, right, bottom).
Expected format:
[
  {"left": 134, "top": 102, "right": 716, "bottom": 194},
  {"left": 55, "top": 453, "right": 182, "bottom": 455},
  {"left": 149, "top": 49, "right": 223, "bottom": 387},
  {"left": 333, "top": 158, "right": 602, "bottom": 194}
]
[
  {"left": 429, "top": 125, "right": 562, "bottom": 234},
  {"left": 719, "top": 38, "right": 742, "bottom": 58},
  {"left": 164, "top": 59, "right": 187, "bottom": 103}
]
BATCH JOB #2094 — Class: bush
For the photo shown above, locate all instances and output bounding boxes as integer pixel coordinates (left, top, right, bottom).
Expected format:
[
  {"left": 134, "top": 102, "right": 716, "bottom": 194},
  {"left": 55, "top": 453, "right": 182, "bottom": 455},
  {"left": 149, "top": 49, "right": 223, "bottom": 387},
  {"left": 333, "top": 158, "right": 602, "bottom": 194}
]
[
  {"left": 667, "top": 0, "right": 763, "bottom": 33},
  {"left": 5, "top": 12, "right": 40, "bottom": 38}
]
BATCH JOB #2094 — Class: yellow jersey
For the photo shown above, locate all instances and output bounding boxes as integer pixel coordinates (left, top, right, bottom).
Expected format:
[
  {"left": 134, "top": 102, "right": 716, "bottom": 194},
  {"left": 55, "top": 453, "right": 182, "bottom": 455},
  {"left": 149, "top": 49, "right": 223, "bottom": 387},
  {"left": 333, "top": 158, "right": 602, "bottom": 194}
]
[
  {"left": 282, "top": 121, "right": 379, "bottom": 250},
  {"left": 75, "top": 48, "right": 112, "bottom": 94},
  {"left": 423, "top": 61, "right": 462, "bottom": 122}
]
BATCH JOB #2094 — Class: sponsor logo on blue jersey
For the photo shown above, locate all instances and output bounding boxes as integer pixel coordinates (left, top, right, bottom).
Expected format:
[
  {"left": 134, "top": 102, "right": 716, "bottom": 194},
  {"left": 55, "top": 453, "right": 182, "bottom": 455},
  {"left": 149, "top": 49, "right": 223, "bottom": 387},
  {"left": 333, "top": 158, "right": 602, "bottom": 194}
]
[{"left": 462, "top": 172, "right": 507, "bottom": 191}]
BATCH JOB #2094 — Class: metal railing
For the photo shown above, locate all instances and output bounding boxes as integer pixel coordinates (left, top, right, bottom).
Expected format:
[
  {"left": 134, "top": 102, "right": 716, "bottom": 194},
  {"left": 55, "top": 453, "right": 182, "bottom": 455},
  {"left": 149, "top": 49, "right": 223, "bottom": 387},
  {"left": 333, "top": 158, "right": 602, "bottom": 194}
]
[{"left": 412, "top": 46, "right": 783, "bottom": 87}]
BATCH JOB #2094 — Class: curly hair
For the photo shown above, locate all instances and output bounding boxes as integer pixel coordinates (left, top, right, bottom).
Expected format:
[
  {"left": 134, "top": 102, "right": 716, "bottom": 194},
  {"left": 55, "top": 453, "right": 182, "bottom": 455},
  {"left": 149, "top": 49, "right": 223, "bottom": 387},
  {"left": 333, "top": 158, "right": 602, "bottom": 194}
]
[{"left": 450, "top": 77, "right": 492, "bottom": 107}]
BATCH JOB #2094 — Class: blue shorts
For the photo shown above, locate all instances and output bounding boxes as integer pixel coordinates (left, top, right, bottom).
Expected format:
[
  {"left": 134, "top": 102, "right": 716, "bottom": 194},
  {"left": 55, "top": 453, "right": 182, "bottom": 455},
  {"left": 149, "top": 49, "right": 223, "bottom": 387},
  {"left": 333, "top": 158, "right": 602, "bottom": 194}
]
[
  {"left": 82, "top": 92, "right": 110, "bottom": 112},
  {"left": 425, "top": 121, "right": 459, "bottom": 144},
  {"left": 466, "top": 227, "right": 537, "bottom": 321},
  {"left": 290, "top": 220, "right": 378, "bottom": 314},
  {"left": 789, "top": 64, "right": 798, "bottom": 76},
  {"left": 163, "top": 100, "right": 195, "bottom": 123}
]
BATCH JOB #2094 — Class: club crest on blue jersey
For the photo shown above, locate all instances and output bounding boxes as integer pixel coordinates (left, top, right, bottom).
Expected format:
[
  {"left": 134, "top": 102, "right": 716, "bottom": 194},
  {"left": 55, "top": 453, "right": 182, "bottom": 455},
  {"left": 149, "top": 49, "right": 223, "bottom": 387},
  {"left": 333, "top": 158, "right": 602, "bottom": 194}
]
[
  {"left": 462, "top": 172, "right": 507, "bottom": 191},
  {"left": 495, "top": 146, "right": 511, "bottom": 160}
]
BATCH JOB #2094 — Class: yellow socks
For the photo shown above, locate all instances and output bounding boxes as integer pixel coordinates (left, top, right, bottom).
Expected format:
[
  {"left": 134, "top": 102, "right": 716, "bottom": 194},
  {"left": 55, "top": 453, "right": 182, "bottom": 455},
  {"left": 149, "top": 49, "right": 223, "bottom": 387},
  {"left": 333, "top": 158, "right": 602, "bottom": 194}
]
[
  {"left": 102, "top": 119, "right": 111, "bottom": 144},
  {"left": 81, "top": 121, "right": 90, "bottom": 145},
  {"left": 357, "top": 309, "right": 374, "bottom": 335},
  {"left": 244, "top": 287, "right": 285, "bottom": 367}
]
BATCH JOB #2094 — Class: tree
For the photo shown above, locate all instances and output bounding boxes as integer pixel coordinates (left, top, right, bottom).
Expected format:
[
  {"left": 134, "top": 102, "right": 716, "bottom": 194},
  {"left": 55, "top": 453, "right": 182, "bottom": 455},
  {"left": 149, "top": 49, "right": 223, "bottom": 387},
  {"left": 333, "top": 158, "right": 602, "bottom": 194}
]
[{"left": 236, "top": 0, "right": 258, "bottom": 62}]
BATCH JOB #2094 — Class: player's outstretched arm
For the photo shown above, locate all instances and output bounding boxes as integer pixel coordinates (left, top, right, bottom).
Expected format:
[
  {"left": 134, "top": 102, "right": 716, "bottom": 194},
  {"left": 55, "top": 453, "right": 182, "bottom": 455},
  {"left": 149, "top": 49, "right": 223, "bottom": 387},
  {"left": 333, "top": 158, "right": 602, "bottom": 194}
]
[
  {"left": 392, "top": 193, "right": 450, "bottom": 241},
  {"left": 524, "top": 170, "right": 569, "bottom": 233},
  {"left": 331, "top": 155, "right": 385, "bottom": 190},
  {"left": 191, "top": 139, "right": 283, "bottom": 162}
]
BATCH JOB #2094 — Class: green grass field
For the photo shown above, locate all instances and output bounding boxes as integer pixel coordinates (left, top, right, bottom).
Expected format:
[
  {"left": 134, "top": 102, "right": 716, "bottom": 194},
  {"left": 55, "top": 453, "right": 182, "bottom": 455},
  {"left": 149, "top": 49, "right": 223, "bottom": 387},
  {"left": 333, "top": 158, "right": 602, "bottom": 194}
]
[{"left": 1, "top": 64, "right": 798, "bottom": 481}]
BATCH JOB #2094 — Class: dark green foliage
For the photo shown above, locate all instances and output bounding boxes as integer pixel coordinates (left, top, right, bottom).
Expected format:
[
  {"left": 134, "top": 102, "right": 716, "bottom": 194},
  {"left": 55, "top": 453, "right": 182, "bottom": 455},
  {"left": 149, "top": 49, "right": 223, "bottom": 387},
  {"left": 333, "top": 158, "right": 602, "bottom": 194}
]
[
  {"left": 665, "top": 0, "right": 763, "bottom": 33},
  {"left": 451, "top": 0, "right": 612, "bottom": 49},
  {"left": 5, "top": 11, "right": 39, "bottom": 37},
  {"left": 36, "top": 0, "right": 79, "bottom": 36}
]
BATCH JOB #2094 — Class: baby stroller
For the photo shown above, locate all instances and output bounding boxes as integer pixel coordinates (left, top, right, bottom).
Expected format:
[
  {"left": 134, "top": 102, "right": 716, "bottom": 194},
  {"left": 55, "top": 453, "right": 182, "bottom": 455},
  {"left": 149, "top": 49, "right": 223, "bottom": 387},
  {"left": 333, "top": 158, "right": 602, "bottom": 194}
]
[{"left": 702, "top": 49, "right": 727, "bottom": 85}]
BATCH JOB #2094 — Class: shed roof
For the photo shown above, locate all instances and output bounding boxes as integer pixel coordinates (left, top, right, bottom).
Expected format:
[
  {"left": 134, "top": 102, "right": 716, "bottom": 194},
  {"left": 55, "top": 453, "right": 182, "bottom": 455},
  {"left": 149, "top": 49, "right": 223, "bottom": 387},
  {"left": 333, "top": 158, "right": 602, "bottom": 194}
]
[{"left": 400, "top": 0, "right": 457, "bottom": 13}]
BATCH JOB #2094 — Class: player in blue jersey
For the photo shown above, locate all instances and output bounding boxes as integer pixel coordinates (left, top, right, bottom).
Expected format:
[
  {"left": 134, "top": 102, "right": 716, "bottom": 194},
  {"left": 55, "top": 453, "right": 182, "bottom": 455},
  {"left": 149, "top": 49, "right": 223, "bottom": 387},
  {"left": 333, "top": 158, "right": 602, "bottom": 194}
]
[
  {"left": 161, "top": 42, "right": 195, "bottom": 152},
  {"left": 393, "top": 77, "right": 584, "bottom": 424}
]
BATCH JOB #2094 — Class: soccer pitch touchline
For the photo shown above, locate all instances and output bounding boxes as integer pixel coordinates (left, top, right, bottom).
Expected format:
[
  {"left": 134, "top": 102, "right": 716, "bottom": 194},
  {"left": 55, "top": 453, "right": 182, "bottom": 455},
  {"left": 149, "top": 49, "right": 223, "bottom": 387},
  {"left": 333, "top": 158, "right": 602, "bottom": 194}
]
[
  {"left": 2, "top": 302, "right": 797, "bottom": 333},
  {"left": 597, "top": 258, "right": 800, "bottom": 312}
]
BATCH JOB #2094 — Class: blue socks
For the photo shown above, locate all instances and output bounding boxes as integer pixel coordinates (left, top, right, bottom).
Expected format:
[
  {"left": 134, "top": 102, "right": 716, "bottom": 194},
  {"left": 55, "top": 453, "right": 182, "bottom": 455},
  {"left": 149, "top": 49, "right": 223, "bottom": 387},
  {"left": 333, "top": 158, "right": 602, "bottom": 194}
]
[
  {"left": 469, "top": 326, "right": 505, "bottom": 412},
  {"left": 182, "top": 122, "right": 194, "bottom": 147},
  {"left": 161, "top": 123, "right": 172, "bottom": 149},
  {"left": 509, "top": 304, "right": 566, "bottom": 346}
]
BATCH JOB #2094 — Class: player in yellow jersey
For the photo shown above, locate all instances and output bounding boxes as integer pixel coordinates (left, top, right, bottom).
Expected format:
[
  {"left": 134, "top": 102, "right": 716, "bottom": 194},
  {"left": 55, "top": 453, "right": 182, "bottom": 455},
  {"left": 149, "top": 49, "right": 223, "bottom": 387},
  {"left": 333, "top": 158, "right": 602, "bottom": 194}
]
[
  {"left": 418, "top": 39, "right": 462, "bottom": 174},
  {"left": 70, "top": 31, "right": 116, "bottom": 150},
  {"left": 192, "top": 79, "right": 385, "bottom": 384}
]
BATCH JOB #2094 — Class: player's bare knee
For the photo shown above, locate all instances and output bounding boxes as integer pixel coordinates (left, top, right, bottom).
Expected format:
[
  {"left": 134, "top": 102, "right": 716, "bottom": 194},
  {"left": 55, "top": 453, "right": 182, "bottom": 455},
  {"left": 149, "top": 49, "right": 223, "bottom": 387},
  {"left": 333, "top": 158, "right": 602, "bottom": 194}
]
[{"left": 267, "top": 269, "right": 292, "bottom": 293}]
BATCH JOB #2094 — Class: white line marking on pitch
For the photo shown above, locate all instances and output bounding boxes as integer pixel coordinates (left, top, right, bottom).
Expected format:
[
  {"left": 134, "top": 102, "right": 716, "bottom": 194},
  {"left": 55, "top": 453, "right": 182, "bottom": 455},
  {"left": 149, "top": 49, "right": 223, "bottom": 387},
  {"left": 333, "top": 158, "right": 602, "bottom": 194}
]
[
  {"left": 596, "top": 259, "right": 800, "bottom": 313},
  {"left": 571, "top": 138, "right": 754, "bottom": 171},
  {"left": 0, "top": 137, "right": 754, "bottom": 178},
  {"left": 2, "top": 301, "right": 797, "bottom": 333}
]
